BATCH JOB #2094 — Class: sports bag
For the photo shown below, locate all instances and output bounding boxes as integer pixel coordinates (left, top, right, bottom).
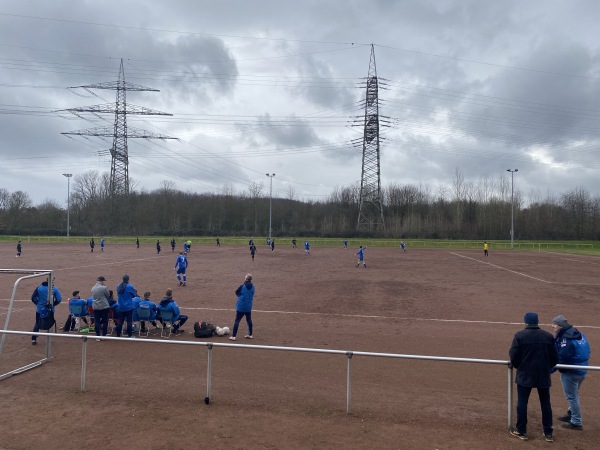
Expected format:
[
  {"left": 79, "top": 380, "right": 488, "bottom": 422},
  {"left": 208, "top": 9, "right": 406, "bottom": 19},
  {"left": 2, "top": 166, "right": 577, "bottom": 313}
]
[{"left": 194, "top": 321, "right": 216, "bottom": 338}]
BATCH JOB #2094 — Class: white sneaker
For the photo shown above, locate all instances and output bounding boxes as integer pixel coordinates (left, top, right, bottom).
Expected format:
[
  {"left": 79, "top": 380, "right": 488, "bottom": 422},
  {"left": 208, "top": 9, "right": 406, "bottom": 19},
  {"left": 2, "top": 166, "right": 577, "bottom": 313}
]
[{"left": 229, "top": 336, "right": 236, "bottom": 341}]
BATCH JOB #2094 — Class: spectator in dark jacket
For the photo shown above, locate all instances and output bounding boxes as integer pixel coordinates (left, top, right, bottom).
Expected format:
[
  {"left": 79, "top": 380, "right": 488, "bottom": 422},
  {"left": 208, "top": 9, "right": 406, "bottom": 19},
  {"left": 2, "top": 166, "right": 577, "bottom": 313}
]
[
  {"left": 509, "top": 312, "right": 558, "bottom": 441},
  {"left": 552, "top": 315, "right": 590, "bottom": 430}
]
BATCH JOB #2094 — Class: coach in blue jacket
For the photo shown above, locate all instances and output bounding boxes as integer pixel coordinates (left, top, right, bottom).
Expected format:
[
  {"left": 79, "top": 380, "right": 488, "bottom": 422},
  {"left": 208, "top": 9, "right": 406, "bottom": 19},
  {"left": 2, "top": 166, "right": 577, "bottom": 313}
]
[
  {"left": 509, "top": 312, "right": 558, "bottom": 441},
  {"left": 552, "top": 315, "right": 590, "bottom": 430},
  {"left": 116, "top": 274, "right": 137, "bottom": 337},
  {"left": 31, "top": 279, "right": 62, "bottom": 345},
  {"left": 229, "top": 273, "right": 255, "bottom": 341}
]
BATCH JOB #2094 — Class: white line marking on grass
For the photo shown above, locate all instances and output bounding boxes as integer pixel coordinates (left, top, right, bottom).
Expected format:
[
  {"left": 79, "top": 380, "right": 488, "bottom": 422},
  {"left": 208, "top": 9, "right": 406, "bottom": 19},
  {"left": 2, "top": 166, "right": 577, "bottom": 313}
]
[
  {"left": 450, "top": 252, "right": 553, "bottom": 283},
  {"left": 450, "top": 252, "right": 600, "bottom": 286},
  {"left": 182, "top": 306, "right": 600, "bottom": 330},
  {"left": 57, "top": 256, "right": 163, "bottom": 272}
]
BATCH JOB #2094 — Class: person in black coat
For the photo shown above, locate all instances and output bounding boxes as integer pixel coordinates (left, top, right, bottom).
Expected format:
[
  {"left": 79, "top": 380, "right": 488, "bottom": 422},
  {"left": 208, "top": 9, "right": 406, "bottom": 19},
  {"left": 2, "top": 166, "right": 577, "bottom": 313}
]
[{"left": 509, "top": 312, "right": 558, "bottom": 441}]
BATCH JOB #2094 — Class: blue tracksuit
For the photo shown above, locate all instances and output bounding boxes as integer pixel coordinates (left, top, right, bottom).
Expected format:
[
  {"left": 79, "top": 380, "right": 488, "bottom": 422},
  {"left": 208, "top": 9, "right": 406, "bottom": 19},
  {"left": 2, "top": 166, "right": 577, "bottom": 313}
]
[{"left": 158, "top": 297, "right": 187, "bottom": 331}]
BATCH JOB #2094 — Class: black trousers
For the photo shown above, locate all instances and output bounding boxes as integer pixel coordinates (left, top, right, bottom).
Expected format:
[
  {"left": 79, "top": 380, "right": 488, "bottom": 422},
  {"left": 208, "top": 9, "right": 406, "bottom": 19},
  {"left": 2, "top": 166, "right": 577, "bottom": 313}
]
[{"left": 516, "top": 384, "right": 553, "bottom": 435}]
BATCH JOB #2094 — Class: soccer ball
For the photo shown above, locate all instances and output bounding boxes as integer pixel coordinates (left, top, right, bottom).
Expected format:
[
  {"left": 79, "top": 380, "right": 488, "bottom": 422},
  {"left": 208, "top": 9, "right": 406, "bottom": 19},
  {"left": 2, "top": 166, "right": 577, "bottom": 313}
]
[
  {"left": 215, "top": 327, "right": 225, "bottom": 336},
  {"left": 222, "top": 326, "right": 230, "bottom": 335}
]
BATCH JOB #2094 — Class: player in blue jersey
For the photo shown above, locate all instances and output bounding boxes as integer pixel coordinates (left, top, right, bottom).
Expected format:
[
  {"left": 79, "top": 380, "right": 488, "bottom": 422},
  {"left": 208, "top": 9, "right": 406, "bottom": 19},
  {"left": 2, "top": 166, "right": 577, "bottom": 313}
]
[
  {"left": 304, "top": 241, "right": 310, "bottom": 255},
  {"left": 174, "top": 251, "right": 188, "bottom": 286},
  {"left": 100, "top": 237, "right": 105, "bottom": 252},
  {"left": 355, "top": 246, "right": 367, "bottom": 268}
]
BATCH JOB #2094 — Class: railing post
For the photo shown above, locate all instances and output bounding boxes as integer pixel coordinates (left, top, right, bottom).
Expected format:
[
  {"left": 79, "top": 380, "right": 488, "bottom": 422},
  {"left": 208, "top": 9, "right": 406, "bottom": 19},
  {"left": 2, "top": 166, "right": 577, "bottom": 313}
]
[
  {"left": 507, "top": 364, "right": 513, "bottom": 429},
  {"left": 346, "top": 351, "right": 353, "bottom": 414},
  {"left": 81, "top": 336, "right": 88, "bottom": 391},
  {"left": 46, "top": 333, "right": 52, "bottom": 360},
  {"left": 205, "top": 343, "right": 213, "bottom": 405}
]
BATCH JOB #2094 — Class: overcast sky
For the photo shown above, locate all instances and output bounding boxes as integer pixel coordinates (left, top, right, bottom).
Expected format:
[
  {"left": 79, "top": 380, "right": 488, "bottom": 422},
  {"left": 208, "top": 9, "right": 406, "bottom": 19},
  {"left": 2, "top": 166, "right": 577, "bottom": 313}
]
[{"left": 1, "top": 0, "right": 600, "bottom": 206}]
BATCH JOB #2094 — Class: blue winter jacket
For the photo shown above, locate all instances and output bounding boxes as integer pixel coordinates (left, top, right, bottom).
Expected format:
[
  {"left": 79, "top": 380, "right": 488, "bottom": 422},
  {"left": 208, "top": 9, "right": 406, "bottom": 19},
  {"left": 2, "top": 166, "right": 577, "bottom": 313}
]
[
  {"left": 116, "top": 282, "right": 137, "bottom": 312},
  {"left": 158, "top": 297, "right": 181, "bottom": 322},
  {"left": 555, "top": 325, "right": 590, "bottom": 375},
  {"left": 132, "top": 297, "right": 142, "bottom": 321},
  {"left": 235, "top": 281, "right": 255, "bottom": 313},
  {"left": 138, "top": 300, "right": 158, "bottom": 321},
  {"left": 31, "top": 282, "right": 62, "bottom": 317}
]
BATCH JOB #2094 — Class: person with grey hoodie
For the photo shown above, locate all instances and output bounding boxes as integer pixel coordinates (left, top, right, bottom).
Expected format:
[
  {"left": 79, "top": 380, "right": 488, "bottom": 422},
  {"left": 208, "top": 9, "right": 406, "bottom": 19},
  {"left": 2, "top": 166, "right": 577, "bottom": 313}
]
[{"left": 91, "top": 276, "right": 111, "bottom": 339}]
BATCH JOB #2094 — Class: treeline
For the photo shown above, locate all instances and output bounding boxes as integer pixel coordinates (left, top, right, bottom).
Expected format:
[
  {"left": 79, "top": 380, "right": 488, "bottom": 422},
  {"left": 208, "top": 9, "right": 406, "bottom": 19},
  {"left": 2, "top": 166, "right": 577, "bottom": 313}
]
[{"left": 1, "top": 170, "right": 600, "bottom": 240}]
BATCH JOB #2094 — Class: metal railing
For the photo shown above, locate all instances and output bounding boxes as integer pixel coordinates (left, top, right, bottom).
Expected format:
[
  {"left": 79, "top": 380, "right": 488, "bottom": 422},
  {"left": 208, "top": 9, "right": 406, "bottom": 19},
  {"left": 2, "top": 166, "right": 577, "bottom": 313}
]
[{"left": 1, "top": 329, "right": 597, "bottom": 429}]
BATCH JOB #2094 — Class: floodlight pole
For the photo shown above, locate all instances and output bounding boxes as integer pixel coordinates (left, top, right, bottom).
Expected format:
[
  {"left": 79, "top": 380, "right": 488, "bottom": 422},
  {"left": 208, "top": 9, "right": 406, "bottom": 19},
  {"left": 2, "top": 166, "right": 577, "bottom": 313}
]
[
  {"left": 266, "top": 173, "right": 275, "bottom": 241},
  {"left": 507, "top": 169, "right": 518, "bottom": 249},
  {"left": 63, "top": 173, "right": 73, "bottom": 240}
]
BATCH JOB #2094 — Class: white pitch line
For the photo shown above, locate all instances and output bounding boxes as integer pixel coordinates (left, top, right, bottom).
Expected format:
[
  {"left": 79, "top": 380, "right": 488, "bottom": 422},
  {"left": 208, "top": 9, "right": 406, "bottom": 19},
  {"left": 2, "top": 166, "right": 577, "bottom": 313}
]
[
  {"left": 181, "top": 306, "right": 600, "bottom": 330},
  {"left": 451, "top": 252, "right": 600, "bottom": 286},
  {"left": 3, "top": 304, "right": 600, "bottom": 330},
  {"left": 57, "top": 255, "right": 164, "bottom": 272},
  {"left": 450, "top": 252, "right": 553, "bottom": 283}
]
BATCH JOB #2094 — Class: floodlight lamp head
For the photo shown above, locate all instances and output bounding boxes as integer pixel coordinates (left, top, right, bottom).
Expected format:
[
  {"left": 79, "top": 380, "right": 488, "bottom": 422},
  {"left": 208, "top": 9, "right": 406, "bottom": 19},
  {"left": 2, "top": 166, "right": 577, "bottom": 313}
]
[{"left": 63, "top": 173, "right": 73, "bottom": 177}]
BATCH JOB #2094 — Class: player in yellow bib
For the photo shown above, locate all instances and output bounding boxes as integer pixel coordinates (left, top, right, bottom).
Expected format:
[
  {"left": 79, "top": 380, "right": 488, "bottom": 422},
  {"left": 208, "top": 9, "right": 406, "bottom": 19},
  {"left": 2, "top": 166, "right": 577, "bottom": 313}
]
[{"left": 484, "top": 241, "right": 489, "bottom": 257}]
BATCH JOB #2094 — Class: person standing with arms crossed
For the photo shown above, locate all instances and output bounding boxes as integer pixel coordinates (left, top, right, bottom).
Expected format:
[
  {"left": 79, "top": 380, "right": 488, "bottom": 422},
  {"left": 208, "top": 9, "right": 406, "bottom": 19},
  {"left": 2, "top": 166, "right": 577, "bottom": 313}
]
[
  {"left": 509, "top": 312, "right": 558, "bottom": 442},
  {"left": 229, "top": 273, "right": 255, "bottom": 341},
  {"left": 115, "top": 274, "right": 137, "bottom": 338},
  {"left": 91, "top": 276, "right": 111, "bottom": 340},
  {"left": 552, "top": 315, "right": 590, "bottom": 431}
]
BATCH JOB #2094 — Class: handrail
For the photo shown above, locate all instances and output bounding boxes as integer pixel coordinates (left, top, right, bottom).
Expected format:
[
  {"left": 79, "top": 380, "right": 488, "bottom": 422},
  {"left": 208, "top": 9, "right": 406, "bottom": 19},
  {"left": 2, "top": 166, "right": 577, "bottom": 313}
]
[{"left": 1, "top": 329, "right": 598, "bottom": 429}]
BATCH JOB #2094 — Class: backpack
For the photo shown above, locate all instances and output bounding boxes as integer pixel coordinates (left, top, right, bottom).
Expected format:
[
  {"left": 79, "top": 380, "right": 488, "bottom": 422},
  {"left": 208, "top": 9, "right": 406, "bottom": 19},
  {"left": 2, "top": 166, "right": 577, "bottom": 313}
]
[
  {"left": 573, "top": 332, "right": 591, "bottom": 364},
  {"left": 39, "top": 309, "right": 56, "bottom": 330},
  {"left": 194, "top": 321, "right": 216, "bottom": 338}
]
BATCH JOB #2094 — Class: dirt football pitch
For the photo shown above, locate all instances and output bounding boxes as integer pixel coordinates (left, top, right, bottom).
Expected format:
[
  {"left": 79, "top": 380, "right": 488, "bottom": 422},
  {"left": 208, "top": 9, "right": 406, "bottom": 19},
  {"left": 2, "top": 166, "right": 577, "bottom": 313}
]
[{"left": 1, "top": 242, "right": 599, "bottom": 449}]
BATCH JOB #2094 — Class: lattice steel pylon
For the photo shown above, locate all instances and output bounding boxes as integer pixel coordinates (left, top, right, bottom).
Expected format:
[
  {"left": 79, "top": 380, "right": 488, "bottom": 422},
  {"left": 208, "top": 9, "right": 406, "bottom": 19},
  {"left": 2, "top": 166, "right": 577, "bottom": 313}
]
[
  {"left": 61, "top": 59, "right": 176, "bottom": 199},
  {"left": 357, "top": 45, "right": 385, "bottom": 232}
]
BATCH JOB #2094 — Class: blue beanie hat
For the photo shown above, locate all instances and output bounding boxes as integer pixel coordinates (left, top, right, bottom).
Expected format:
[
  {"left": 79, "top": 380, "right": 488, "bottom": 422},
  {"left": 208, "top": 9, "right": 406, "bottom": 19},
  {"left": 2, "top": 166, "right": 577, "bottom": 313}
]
[{"left": 524, "top": 312, "right": 538, "bottom": 325}]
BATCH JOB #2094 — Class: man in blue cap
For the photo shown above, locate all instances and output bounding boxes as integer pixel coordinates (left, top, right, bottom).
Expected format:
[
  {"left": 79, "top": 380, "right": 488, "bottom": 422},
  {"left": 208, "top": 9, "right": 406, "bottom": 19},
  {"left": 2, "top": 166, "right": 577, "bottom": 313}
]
[{"left": 509, "top": 312, "right": 558, "bottom": 442}]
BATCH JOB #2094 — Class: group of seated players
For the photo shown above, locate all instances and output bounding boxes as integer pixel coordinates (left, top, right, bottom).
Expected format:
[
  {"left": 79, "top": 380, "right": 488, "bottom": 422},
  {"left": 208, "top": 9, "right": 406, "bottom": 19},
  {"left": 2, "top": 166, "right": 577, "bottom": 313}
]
[{"left": 63, "top": 289, "right": 187, "bottom": 338}]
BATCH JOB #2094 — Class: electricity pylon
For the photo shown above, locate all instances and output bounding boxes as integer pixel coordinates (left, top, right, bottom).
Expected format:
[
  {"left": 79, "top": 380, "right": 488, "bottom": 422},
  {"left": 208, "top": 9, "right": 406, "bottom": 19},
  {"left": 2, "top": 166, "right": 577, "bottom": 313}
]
[
  {"left": 356, "top": 44, "right": 386, "bottom": 232},
  {"left": 62, "top": 59, "right": 176, "bottom": 199}
]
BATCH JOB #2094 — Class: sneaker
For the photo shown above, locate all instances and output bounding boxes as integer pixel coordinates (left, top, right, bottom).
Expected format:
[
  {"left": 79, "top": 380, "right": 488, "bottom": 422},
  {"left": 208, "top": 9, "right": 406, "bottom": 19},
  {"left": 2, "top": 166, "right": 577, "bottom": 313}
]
[
  {"left": 96, "top": 338, "right": 101, "bottom": 342},
  {"left": 179, "top": 281, "right": 183, "bottom": 286},
  {"left": 558, "top": 413, "right": 572, "bottom": 422},
  {"left": 544, "top": 434, "right": 553, "bottom": 442},
  {"left": 229, "top": 336, "right": 236, "bottom": 341},
  {"left": 245, "top": 335, "right": 253, "bottom": 339},
  {"left": 31, "top": 340, "right": 37, "bottom": 346},
  {"left": 182, "top": 282, "right": 186, "bottom": 286},
  {"left": 562, "top": 422, "right": 582, "bottom": 430},
  {"left": 510, "top": 430, "right": 528, "bottom": 441}
]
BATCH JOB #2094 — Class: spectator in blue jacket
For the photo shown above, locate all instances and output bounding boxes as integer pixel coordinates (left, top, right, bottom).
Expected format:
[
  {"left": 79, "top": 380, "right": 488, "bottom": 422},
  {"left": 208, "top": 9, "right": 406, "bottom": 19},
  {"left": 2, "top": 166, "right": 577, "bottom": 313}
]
[
  {"left": 31, "top": 278, "right": 62, "bottom": 345},
  {"left": 157, "top": 289, "right": 187, "bottom": 334},
  {"left": 115, "top": 274, "right": 137, "bottom": 337},
  {"left": 138, "top": 291, "right": 159, "bottom": 333},
  {"left": 552, "top": 315, "right": 590, "bottom": 431},
  {"left": 229, "top": 273, "right": 255, "bottom": 341}
]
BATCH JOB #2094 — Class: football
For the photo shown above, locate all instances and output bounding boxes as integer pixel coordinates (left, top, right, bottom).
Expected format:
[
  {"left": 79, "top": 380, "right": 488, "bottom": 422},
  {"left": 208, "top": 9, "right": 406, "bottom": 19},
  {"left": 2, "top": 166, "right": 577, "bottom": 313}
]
[{"left": 222, "top": 326, "right": 230, "bottom": 335}]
